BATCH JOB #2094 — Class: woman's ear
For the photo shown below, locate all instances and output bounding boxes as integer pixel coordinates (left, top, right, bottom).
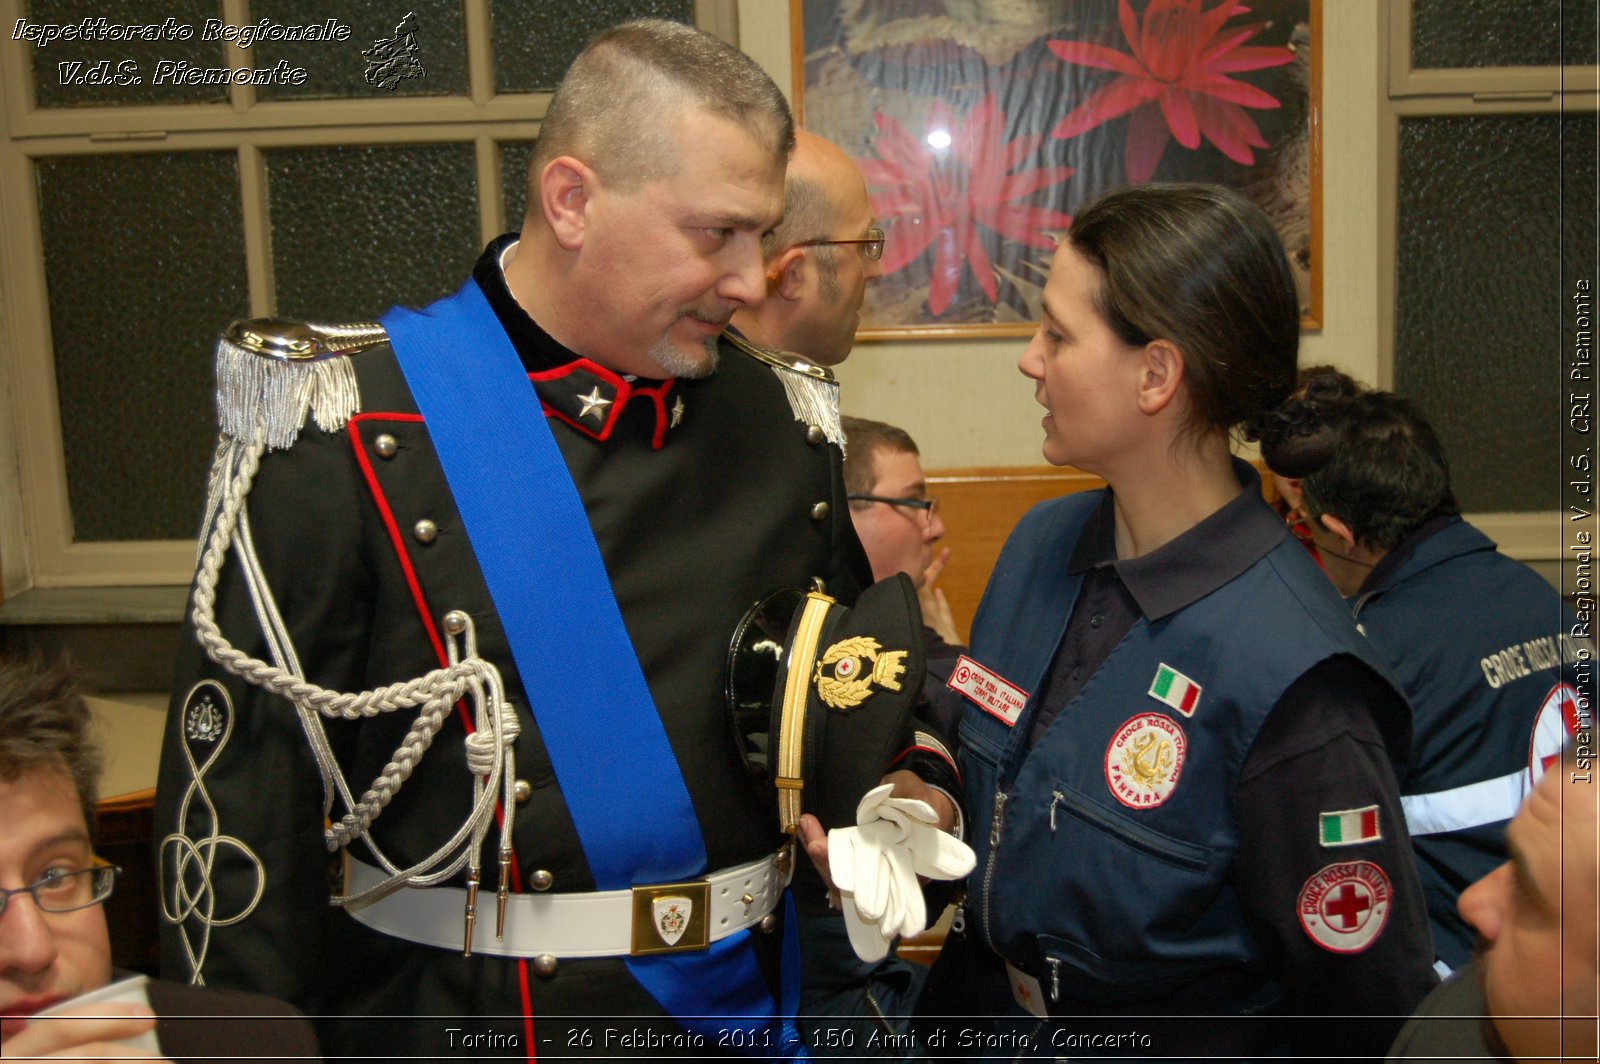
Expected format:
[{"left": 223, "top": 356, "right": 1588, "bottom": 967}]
[{"left": 1136, "top": 339, "right": 1185, "bottom": 416}]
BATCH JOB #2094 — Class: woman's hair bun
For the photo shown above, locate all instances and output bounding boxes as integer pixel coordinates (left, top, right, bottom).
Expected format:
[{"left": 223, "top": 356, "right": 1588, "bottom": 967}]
[
  {"left": 1249, "top": 366, "right": 1363, "bottom": 478},
  {"left": 1257, "top": 421, "right": 1332, "bottom": 479},
  {"left": 1300, "top": 366, "right": 1363, "bottom": 406}
]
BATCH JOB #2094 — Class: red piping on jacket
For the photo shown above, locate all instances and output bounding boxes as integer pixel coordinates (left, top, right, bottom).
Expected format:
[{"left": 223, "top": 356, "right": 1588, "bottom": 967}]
[
  {"left": 346, "top": 411, "right": 537, "bottom": 1060},
  {"left": 889, "top": 743, "right": 961, "bottom": 781}
]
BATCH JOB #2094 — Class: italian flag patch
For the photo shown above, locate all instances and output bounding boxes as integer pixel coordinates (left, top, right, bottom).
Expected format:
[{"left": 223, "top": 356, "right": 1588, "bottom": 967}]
[
  {"left": 1148, "top": 663, "right": 1201, "bottom": 717},
  {"left": 1320, "top": 805, "right": 1381, "bottom": 847}
]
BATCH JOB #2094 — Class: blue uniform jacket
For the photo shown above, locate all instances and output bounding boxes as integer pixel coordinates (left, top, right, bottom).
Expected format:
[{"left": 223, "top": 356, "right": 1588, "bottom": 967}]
[
  {"left": 958, "top": 488, "right": 1411, "bottom": 1015},
  {"left": 1353, "top": 516, "right": 1586, "bottom": 969}
]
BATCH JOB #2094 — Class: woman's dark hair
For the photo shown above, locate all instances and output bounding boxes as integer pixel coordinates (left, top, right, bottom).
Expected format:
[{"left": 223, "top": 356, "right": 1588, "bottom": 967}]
[
  {"left": 1066, "top": 183, "right": 1312, "bottom": 471},
  {"left": 1252, "top": 365, "right": 1364, "bottom": 477},
  {"left": 1299, "top": 386, "right": 1460, "bottom": 552}
]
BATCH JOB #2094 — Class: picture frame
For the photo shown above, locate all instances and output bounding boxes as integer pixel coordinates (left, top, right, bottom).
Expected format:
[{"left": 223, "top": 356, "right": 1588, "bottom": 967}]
[{"left": 792, "top": 0, "right": 1322, "bottom": 340}]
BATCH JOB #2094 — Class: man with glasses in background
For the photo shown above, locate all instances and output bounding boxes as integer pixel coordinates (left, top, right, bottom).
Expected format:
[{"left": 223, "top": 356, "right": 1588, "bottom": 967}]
[
  {"left": 844, "top": 416, "right": 966, "bottom": 715},
  {"left": 0, "top": 659, "right": 316, "bottom": 1060}
]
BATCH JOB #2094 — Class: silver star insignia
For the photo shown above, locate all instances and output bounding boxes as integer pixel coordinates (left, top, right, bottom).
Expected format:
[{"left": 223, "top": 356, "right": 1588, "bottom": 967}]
[
  {"left": 577, "top": 386, "right": 614, "bottom": 421},
  {"left": 670, "top": 395, "right": 685, "bottom": 428}
]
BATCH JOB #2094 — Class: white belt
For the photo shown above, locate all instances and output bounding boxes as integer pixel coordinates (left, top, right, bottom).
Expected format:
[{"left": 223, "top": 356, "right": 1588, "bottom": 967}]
[{"left": 344, "top": 850, "right": 791, "bottom": 959}]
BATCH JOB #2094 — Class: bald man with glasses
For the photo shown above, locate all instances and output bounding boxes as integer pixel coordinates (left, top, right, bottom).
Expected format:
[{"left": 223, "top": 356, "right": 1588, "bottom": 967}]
[
  {"left": 730, "top": 130, "right": 884, "bottom": 369},
  {"left": 729, "top": 133, "right": 965, "bottom": 1058}
]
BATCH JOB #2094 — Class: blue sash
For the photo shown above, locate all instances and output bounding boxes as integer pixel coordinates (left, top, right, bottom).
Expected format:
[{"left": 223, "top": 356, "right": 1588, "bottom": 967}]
[{"left": 382, "top": 280, "right": 800, "bottom": 1055}]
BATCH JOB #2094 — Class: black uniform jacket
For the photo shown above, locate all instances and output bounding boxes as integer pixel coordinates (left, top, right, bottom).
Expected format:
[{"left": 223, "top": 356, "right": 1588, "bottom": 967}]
[{"left": 155, "top": 240, "right": 875, "bottom": 1056}]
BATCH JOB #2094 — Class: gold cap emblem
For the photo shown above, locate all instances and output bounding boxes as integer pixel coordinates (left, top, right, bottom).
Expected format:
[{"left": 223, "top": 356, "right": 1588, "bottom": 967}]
[{"left": 813, "top": 636, "right": 907, "bottom": 711}]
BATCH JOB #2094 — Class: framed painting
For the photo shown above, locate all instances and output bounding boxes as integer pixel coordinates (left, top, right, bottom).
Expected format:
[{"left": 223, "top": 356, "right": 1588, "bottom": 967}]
[{"left": 792, "top": 0, "right": 1322, "bottom": 339}]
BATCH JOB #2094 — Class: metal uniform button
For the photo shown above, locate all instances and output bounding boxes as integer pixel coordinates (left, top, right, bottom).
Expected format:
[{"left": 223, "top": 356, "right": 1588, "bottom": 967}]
[
  {"left": 530, "top": 869, "right": 554, "bottom": 891},
  {"left": 809, "top": 502, "right": 830, "bottom": 521},
  {"left": 413, "top": 519, "right": 437, "bottom": 544},
  {"left": 805, "top": 424, "right": 825, "bottom": 445},
  {"left": 513, "top": 779, "right": 532, "bottom": 804},
  {"left": 442, "top": 611, "right": 468, "bottom": 635},
  {"left": 1090, "top": 614, "right": 1103, "bottom": 628},
  {"left": 373, "top": 433, "right": 397, "bottom": 458},
  {"left": 759, "top": 914, "right": 778, "bottom": 934},
  {"left": 532, "top": 953, "right": 558, "bottom": 977}
]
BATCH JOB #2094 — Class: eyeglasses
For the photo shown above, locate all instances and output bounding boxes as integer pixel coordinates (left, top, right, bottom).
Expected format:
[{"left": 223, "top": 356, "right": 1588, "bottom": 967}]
[
  {"left": 848, "top": 493, "right": 939, "bottom": 524},
  {"left": 0, "top": 864, "right": 120, "bottom": 917},
  {"left": 795, "top": 227, "right": 885, "bottom": 261}
]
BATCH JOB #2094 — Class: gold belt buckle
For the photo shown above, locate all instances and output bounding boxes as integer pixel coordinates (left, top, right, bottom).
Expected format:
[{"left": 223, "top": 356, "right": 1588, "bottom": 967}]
[{"left": 629, "top": 879, "right": 712, "bottom": 955}]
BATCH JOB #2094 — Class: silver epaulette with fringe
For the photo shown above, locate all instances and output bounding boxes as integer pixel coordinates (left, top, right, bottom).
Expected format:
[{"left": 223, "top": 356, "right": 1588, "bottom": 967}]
[
  {"left": 723, "top": 330, "right": 844, "bottom": 451},
  {"left": 215, "top": 318, "right": 388, "bottom": 451}
]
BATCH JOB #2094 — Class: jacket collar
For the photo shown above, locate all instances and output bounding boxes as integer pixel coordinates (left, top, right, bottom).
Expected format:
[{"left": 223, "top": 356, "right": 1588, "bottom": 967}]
[
  {"left": 471, "top": 234, "right": 683, "bottom": 449},
  {"left": 1069, "top": 460, "right": 1289, "bottom": 621},
  {"left": 1357, "top": 515, "right": 1488, "bottom": 597}
]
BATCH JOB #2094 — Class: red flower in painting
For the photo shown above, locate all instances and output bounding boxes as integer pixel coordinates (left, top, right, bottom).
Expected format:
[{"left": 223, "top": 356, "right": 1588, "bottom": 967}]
[
  {"left": 1047, "top": 0, "right": 1294, "bottom": 182},
  {"left": 857, "top": 96, "right": 1075, "bottom": 317}
]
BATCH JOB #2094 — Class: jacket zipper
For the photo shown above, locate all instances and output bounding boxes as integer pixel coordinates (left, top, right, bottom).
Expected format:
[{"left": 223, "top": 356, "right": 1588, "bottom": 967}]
[
  {"left": 1352, "top": 589, "right": 1379, "bottom": 618},
  {"left": 978, "top": 789, "right": 1009, "bottom": 948}
]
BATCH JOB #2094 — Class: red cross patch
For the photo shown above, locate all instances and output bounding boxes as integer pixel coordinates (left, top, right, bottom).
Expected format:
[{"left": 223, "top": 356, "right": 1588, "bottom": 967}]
[
  {"left": 1529, "top": 683, "right": 1581, "bottom": 784},
  {"left": 1297, "top": 860, "right": 1392, "bottom": 954}
]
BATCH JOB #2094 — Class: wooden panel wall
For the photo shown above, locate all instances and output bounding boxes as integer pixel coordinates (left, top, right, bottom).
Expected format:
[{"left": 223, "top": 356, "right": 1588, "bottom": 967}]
[{"left": 926, "top": 462, "right": 1281, "bottom": 643}]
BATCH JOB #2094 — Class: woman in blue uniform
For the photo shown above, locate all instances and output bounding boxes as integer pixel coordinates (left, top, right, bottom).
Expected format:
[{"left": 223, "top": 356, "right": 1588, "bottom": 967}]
[{"left": 920, "top": 185, "right": 1436, "bottom": 1059}]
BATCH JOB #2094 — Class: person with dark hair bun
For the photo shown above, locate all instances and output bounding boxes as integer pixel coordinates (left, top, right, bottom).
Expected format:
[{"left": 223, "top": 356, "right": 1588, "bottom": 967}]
[
  {"left": 1269, "top": 365, "right": 1367, "bottom": 563},
  {"left": 1295, "top": 387, "right": 1584, "bottom": 975},
  {"left": 919, "top": 185, "right": 1436, "bottom": 1059}
]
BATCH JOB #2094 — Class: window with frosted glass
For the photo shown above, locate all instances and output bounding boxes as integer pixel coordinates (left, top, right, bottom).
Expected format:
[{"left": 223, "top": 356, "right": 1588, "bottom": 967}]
[
  {"left": 499, "top": 140, "right": 537, "bottom": 234},
  {"left": 265, "top": 144, "right": 480, "bottom": 321},
  {"left": 1394, "top": 114, "right": 1595, "bottom": 513},
  {"left": 8, "top": 0, "right": 725, "bottom": 574},
  {"left": 490, "top": 0, "right": 693, "bottom": 92},
  {"left": 251, "top": 0, "right": 468, "bottom": 101},
  {"left": 1411, "top": 0, "right": 1598, "bottom": 69},
  {"left": 36, "top": 152, "right": 249, "bottom": 541}
]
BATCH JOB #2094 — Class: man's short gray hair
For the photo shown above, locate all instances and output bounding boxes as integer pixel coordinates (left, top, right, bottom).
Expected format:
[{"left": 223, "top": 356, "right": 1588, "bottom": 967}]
[{"left": 529, "top": 19, "right": 794, "bottom": 202}]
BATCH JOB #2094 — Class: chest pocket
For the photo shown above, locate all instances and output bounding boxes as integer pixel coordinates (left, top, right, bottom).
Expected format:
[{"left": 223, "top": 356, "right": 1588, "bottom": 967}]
[
  {"left": 1049, "top": 785, "right": 1212, "bottom": 872},
  {"left": 1003, "top": 783, "right": 1246, "bottom": 1003}
]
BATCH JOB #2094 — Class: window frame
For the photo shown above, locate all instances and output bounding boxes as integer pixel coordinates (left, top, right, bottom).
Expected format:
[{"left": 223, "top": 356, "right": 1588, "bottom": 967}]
[{"left": 1377, "top": 0, "right": 1597, "bottom": 568}]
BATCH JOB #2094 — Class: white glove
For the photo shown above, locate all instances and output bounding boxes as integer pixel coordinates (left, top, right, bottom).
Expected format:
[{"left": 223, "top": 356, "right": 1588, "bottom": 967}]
[{"left": 828, "top": 783, "right": 976, "bottom": 962}]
